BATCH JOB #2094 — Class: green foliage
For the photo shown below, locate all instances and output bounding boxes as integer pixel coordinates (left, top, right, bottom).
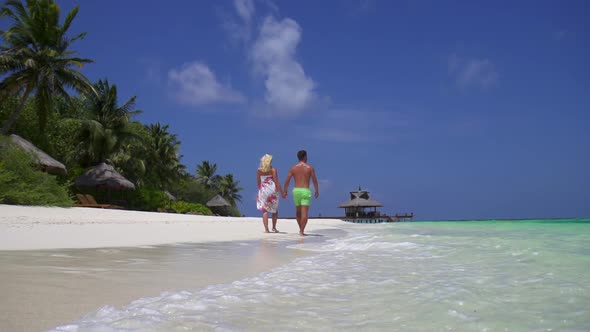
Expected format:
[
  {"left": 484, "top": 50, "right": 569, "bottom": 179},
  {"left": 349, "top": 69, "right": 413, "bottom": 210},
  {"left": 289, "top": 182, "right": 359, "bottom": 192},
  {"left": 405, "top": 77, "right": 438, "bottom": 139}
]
[
  {"left": 170, "top": 201, "right": 212, "bottom": 215},
  {"left": 0, "top": 0, "right": 94, "bottom": 134},
  {"left": 141, "top": 122, "right": 185, "bottom": 190},
  {"left": 0, "top": 2, "right": 246, "bottom": 210},
  {"left": 75, "top": 79, "right": 142, "bottom": 167},
  {"left": 126, "top": 187, "right": 169, "bottom": 211},
  {"left": 111, "top": 121, "right": 149, "bottom": 186},
  {"left": 219, "top": 173, "right": 243, "bottom": 207},
  {"left": 195, "top": 160, "right": 221, "bottom": 189},
  {"left": 1, "top": 96, "right": 82, "bottom": 170},
  {"left": 0, "top": 136, "right": 72, "bottom": 206},
  {"left": 226, "top": 205, "right": 243, "bottom": 217},
  {"left": 171, "top": 176, "right": 217, "bottom": 205}
]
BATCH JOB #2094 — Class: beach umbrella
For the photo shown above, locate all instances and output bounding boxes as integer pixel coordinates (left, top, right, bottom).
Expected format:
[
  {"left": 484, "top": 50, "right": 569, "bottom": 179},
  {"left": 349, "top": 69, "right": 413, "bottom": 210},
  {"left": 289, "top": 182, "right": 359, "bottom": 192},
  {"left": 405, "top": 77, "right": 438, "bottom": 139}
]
[
  {"left": 74, "top": 162, "right": 135, "bottom": 191},
  {"left": 8, "top": 134, "right": 67, "bottom": 176},
  {"left": 206, "top": 194, "right": 231, "bottom": 207}
]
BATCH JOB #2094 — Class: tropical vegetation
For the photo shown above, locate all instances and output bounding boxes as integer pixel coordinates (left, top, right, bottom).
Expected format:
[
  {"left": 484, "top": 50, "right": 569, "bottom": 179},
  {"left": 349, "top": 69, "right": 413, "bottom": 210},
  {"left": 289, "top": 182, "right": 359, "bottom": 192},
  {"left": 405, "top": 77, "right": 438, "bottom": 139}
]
[
  {"left": 0, "top": 0, "right": 243, "bottom": 215},
  {"left": 0, "top": 136, "right": 72, "bottom": 206}
]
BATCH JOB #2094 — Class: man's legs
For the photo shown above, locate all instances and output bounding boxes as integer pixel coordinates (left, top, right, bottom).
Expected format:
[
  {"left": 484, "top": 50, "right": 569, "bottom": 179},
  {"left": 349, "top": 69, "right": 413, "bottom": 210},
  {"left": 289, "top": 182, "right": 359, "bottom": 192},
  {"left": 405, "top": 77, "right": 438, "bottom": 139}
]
[
  {"left": 299, "top": 206, "right": 309, "bottom": 235},
  {"left": 295, "top": 206, "right": 302, "bottom": 233}
]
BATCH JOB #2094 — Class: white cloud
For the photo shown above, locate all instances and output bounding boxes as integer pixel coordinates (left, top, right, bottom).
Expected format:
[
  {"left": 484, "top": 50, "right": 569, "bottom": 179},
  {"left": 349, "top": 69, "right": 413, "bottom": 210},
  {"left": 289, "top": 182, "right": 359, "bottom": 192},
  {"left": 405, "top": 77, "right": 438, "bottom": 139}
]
[
  {"left": 223, "top": 0, "right": 256, "bottom": 43},
  {"left": 221, "top": 1, "right": 319, "bottom": 115},
  {"left": 234, "top": 0, "right": 255, "bottom": 23},
  {"left": 168, "top": 61, "right": 245, "bottom": 106},
  {"left": 449, "top": 54, "right": 498, "bottom": 89},
  {"left": 251, "top": 16, "right": 316, "bottom": 115}
]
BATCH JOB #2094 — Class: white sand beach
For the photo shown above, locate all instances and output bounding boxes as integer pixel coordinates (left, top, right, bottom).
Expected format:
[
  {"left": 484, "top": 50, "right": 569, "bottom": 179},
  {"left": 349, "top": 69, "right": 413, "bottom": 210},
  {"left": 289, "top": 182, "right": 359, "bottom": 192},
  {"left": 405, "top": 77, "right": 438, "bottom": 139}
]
[
  {"left": 0, "top": 204, "right": 348, "bottom": 250},
  {"left": 0, "top": 204, "right": 351, "bottom": 331}
]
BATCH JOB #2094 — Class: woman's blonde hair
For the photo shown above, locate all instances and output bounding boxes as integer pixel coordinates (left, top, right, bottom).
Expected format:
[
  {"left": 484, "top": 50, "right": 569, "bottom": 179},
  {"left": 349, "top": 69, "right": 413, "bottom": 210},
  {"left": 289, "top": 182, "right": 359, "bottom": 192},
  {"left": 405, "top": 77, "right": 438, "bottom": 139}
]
[{"left": 259, "top": 154, "right": 273, "bottom": 172}]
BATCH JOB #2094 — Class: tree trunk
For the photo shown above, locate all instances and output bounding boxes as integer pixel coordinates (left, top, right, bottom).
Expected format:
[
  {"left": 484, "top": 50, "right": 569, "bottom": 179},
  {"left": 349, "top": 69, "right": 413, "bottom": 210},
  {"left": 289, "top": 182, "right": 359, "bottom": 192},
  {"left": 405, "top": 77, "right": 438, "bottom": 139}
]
[{"left": 1, "top": 86, "right": 33, "bottom": 135}]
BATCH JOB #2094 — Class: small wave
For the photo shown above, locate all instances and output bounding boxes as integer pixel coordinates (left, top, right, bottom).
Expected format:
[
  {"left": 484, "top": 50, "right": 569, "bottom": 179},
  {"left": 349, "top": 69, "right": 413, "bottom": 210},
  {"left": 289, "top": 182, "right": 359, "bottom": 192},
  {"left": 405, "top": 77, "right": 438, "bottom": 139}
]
[
  {"left": 290, "top": 234, "right": 420, "bottom": 253},
  {"left": 49, "top": 254, "right": 74, "bottom": 258}
]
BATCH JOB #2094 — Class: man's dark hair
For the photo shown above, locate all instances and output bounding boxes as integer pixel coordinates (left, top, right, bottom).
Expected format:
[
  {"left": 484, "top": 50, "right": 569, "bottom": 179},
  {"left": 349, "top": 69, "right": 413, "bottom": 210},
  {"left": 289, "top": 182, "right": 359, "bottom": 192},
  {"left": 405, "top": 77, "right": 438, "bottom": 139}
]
[{"left": 297, "top": 150, "right": 307, "bottom": 161}]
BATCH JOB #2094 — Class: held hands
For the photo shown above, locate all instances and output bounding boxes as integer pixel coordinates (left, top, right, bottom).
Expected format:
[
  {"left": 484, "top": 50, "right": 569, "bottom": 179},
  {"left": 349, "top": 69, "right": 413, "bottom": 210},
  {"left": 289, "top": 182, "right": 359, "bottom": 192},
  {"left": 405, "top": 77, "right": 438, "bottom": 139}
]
[{"left": 276, "top": 188, "right": 286, "bottom": 198}]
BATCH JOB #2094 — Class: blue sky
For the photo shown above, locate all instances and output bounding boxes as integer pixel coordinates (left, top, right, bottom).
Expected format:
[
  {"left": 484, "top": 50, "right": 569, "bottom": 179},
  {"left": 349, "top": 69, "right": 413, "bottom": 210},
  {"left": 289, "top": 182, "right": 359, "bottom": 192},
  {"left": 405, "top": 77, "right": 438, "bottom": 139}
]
[{"left": 14, "top": 0, "right": 590, "bottom": 219}]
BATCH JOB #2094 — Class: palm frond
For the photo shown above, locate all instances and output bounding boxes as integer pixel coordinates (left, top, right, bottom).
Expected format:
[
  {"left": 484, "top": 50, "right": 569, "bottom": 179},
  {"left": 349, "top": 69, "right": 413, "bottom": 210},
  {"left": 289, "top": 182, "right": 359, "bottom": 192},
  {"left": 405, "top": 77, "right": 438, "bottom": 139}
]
[{"left": 61, "top": 5, "right": 79, "bottom": 34}]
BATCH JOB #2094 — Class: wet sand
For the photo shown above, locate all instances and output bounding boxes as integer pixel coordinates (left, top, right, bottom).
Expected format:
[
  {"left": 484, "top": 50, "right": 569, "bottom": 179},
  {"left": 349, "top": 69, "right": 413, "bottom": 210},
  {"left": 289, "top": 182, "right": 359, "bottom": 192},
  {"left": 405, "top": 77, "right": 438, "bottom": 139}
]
[
  {"left": 0, "top": 230, "right": 344, "bottom": 331},
  {"left": 0, "top": 205, "right": 350, "bottom": 331}
]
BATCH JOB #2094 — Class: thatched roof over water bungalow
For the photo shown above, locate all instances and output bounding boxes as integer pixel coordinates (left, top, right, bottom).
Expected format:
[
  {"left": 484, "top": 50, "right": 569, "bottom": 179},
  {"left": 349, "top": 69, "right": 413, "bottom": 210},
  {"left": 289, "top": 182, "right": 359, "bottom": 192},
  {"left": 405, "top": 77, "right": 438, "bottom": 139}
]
[
  {"left": 9, "top": 134, "right": 67, "bottom": 176},
  {"left": 338, "top": 197, "right": 383, "bottom": 208},
  {"left": 74, "top": 162, "right": 135, "bottom": 191},
  {"left": 349, "top": 186, "right": 369, "bottom": 200},
  {"left": 206, "top": 194, "right": 231, "bottom": 207}
]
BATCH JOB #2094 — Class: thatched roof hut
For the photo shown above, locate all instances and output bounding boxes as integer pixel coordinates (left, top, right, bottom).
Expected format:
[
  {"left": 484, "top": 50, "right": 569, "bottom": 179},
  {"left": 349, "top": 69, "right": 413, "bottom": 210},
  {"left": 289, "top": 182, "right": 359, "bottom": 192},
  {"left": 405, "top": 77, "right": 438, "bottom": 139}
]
[
  {"left": 349, "top": 186, "right": 370, "bottom": 200},
  {"left": 8, "top": 134, "right": 67, "bottom": 175},
  {"left": 338, "top": 197, "right": 383, "bottom": 208},
  {"left": 74, "top": 162, "right": 135, "bottom": 191},
  {"left": 206, "top": 194, "right": 231, "bottom": 207},
  {"left": 338, "top": 187, "right": 384, "bottom": 217}
]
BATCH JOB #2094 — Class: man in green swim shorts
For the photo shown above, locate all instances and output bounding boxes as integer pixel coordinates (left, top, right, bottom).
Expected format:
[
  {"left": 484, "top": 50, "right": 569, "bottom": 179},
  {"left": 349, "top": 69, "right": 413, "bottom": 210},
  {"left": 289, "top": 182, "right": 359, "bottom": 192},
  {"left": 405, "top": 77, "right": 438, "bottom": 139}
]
[{"left": 282, "top": 150, "right": 319, "bottom": 236}]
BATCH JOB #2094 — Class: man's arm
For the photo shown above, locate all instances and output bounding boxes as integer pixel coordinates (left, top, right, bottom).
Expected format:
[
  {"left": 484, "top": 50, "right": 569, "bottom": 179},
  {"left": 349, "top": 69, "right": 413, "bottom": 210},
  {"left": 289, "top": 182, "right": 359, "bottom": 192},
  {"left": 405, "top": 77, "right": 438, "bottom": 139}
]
[
  {"left": 311, "top": 167, "right": 319, "bottom": 198},
  {"left": 282, "top": 168, "right": 293, "bottom": 198}
]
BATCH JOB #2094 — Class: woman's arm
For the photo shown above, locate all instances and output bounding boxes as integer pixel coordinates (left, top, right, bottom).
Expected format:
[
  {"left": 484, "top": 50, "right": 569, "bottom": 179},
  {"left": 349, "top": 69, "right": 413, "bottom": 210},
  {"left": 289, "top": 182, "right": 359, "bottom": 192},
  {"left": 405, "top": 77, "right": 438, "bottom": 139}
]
[
  {"left": 256, "top": 169, "right": 261, "bottom": 189},
  {"left": 272, "top": 168, "right": 283, "bottom": 194},
  {"left": 282, "top": 168, "right": 293, "bottom": 198}
]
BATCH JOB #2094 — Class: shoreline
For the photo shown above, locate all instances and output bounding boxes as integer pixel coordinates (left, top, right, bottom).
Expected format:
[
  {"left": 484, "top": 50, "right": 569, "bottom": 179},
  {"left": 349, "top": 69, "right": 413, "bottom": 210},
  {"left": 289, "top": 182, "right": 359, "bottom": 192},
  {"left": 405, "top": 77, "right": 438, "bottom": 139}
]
[
  {"left": 2, "top": 236, "right": 340, "bottom": 331},
  {"left": 0, "top": 204, "right": 352, "bottom": 331}
]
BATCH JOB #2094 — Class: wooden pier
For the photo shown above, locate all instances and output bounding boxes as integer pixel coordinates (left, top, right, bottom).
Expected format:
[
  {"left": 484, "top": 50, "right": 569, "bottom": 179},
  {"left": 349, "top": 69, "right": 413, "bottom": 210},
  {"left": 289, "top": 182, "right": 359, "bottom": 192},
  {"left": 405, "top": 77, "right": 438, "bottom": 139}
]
[{"left": 286, "top": 213, "right": 414, "bottom": 223}]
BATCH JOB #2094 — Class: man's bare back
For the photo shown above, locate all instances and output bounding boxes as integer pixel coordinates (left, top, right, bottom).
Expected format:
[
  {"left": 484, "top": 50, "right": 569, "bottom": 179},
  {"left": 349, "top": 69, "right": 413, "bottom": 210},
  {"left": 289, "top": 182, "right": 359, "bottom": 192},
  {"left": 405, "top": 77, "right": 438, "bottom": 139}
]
[
  {"left": 283, "top": 162, "right": 319, "bottom": 198},
  {"left": 290, "top": 163, "right": 315, "bottom": 188}
]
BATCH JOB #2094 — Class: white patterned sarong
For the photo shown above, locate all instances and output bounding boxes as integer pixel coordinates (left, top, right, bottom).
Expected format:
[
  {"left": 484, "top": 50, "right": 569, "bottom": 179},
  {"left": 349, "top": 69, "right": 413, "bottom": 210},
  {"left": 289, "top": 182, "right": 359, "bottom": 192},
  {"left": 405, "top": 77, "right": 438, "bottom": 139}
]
[{"left": 256, "top": 175, "right": 279, "bottom": 213}]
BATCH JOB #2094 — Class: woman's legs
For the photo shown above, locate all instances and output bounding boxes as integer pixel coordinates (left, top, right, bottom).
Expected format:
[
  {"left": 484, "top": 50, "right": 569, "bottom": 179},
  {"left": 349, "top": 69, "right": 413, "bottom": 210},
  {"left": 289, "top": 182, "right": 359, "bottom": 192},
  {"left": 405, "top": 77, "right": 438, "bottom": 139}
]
[
  {"left": 262, "top": 211, "right": 270, "bottom": 233},
  {"left": 271, "top": 212, "right": 278, "bottom": 232}
]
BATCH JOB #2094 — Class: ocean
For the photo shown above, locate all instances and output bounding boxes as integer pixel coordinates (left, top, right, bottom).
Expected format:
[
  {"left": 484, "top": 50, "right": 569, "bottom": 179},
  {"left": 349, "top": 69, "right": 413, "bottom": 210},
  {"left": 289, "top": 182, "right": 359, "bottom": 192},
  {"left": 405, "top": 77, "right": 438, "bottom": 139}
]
[{"left": 51, "top": 219, "right": 590, "bottom": 331}]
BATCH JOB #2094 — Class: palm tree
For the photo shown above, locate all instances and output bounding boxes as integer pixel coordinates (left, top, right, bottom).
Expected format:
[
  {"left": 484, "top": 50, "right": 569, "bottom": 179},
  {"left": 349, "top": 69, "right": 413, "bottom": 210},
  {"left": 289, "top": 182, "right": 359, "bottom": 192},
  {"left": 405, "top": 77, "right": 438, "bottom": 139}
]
[
  {"left": 0, "top": 0, "right": 95, "bottom": 135},
  {"left": 195, "top": 161, "right": 221, "bottom": 189},
  {"left": 144, "top": 122, "right": 185, "bottom": 189},
  {"left": 76, "top": 79, "right": 142, "bottom": 167},
  {"left": 219, "top": 173, "right": 243, "bottom": 207}
]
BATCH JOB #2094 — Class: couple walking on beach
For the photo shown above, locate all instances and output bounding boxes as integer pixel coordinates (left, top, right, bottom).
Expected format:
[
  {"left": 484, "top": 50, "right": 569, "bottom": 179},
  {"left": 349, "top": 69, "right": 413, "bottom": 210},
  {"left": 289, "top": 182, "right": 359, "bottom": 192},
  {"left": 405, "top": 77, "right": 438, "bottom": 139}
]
[{"left": 256, "top": 150, "right": 319, "bottom": 236}]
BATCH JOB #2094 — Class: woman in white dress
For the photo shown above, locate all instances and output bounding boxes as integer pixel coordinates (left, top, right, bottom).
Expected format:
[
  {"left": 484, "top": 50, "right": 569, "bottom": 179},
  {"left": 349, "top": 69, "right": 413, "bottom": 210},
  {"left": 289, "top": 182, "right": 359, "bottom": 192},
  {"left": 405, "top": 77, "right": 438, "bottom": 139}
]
[{"left": 256, "top": 154, "right": 283, "bottom": 233}]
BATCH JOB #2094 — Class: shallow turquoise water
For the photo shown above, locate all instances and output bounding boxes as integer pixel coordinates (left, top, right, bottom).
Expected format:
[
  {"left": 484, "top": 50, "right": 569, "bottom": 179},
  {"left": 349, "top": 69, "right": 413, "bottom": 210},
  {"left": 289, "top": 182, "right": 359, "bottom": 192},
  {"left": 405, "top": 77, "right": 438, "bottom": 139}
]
[{"left": 52, "top": 219, "right": 590, "bottom": 331}]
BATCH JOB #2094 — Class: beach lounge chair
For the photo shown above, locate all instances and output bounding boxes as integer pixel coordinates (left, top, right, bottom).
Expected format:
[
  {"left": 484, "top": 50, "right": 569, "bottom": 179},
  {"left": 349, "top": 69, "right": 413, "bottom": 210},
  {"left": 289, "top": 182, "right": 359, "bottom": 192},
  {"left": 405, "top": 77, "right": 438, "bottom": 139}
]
[{"left": 75, "top": 194, "right": 123, "bottom": 209}]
